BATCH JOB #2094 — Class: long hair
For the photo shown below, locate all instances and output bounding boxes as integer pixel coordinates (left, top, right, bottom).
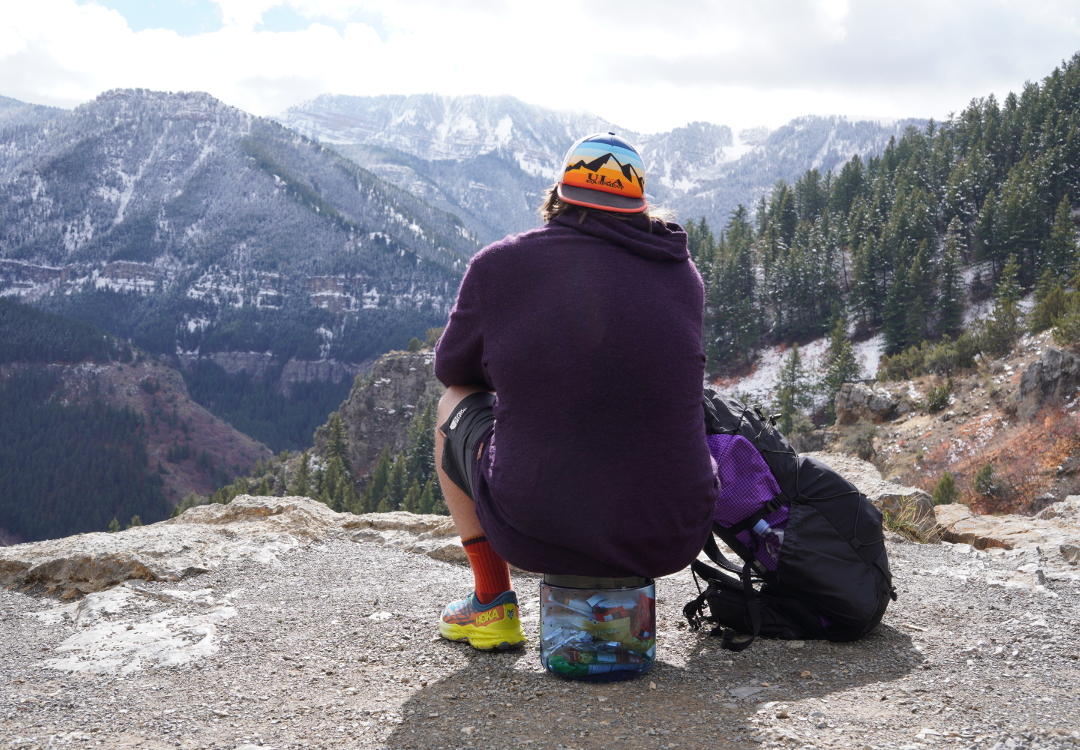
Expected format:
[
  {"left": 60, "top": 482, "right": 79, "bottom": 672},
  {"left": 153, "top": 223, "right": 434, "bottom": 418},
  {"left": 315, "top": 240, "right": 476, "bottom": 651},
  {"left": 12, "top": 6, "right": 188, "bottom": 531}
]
[{"left": 537, "top": 184, "right": 675, "bottom": 228}]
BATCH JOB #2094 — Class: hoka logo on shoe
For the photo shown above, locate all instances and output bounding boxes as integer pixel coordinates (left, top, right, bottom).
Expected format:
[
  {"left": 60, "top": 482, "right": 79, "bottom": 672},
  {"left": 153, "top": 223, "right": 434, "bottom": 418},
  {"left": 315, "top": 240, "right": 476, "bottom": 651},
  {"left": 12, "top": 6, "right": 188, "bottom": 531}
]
[{"left": 474, "top": 606, "right": 505, "bottom": 627}]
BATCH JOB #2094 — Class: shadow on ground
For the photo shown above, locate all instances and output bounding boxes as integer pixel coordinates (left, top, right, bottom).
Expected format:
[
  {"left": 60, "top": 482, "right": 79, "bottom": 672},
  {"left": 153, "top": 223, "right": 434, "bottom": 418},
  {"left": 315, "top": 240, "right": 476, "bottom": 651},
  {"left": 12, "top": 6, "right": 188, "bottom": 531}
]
[{"left": 386, "top": 623, "right": 917, "bottom": 749}]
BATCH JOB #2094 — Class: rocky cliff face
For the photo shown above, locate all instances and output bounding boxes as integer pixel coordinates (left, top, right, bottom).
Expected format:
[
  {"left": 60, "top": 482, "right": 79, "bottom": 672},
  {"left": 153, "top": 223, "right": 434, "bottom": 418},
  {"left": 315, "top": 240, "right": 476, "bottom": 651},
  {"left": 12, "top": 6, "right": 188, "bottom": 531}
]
[
  {"left": 1018, "top": 346, "right": 1080, "bottom": 420},
  {"left": 177, "top": 352, "right": 365, "bottom": 395},
  {"left": 314, "top": 349, "right": 445, "bottom": 484}
]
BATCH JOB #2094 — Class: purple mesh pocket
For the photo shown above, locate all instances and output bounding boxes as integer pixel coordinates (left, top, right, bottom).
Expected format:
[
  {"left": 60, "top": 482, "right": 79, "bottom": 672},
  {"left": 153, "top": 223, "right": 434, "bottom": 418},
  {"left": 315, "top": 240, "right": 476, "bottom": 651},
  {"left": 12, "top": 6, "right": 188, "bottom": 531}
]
[{"left": 706, "top": 433, "right": 789, "bottom": 571}]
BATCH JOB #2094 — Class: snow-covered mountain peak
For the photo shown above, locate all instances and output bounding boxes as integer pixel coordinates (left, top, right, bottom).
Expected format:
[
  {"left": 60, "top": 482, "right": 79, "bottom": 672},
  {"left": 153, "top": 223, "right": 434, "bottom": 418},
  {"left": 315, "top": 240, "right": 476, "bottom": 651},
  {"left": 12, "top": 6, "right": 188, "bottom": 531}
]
[{"left": 277, "top": 93, "right": 623, "bottom": 178}]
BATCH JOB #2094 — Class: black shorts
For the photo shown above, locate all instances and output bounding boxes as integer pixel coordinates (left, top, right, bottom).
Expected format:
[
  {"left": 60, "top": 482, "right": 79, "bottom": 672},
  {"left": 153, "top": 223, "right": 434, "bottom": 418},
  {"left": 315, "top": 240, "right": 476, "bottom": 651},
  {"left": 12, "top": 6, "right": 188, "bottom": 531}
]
[{"left": 439, "top": 391, "right": 496, "bottom": 500}]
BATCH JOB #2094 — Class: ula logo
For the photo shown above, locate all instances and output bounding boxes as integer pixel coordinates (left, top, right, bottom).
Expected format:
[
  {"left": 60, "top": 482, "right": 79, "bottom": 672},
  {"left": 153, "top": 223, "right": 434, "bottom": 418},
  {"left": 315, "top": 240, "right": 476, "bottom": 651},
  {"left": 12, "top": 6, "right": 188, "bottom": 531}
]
[
  {"left": 475, "top": 606, "right": 506, "bottom": 627},
  {"left": 586, "top": 174, "right": 624, "bottom": 190}
]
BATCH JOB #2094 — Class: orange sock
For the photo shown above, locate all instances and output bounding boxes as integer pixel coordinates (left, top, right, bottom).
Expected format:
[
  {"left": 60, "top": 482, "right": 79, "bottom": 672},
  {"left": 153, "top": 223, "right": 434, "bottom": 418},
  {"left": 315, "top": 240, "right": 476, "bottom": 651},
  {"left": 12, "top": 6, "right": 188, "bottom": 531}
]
[{"left": 462, "top": 535, "right": 511, "bottom": 605}]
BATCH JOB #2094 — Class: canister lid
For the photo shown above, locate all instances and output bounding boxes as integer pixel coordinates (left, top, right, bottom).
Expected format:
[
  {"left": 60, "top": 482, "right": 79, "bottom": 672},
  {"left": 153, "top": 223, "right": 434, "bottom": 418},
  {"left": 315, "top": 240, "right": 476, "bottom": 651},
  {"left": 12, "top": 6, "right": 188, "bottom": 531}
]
[{"left": 542, "top": 574, "right": 652, "bottom": 589}]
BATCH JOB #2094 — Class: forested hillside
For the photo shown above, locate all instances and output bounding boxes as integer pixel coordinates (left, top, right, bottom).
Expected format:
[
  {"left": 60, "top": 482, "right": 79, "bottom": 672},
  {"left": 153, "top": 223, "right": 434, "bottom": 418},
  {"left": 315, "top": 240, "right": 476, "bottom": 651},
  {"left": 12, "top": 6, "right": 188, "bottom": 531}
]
[
  {"left": 182, "top": 359, "right": 350, "bottom": 453},
  {"left": 0, "top": 367, "right": 170, "bottom": 542},
  {"left": 0, "top": 299, "right": 270, "bottom": 543},
  {"left": 0, "top": 300, "right": 162, "bottom": 542},
  {"left": 696, "top": 53, "right": 1080, "bottom": 387}
]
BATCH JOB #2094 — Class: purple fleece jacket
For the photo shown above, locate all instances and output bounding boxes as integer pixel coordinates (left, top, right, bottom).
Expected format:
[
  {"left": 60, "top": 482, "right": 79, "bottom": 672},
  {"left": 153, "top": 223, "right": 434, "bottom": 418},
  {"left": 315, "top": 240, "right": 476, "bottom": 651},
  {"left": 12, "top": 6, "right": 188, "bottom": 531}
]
[{"left": 434, "top": 211, "right": 717, "bottom": 578}]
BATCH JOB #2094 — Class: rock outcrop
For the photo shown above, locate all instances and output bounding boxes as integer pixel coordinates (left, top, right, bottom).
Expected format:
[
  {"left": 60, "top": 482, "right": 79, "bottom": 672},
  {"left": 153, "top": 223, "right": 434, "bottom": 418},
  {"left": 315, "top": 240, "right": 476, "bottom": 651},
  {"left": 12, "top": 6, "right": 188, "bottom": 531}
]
[
  {"left": 804, "top": 452, "right": 939, "bottom": 539},
  {"left": 177, "top": 352, "right": 366, "bottom": 395},
  {"left": 935, "top": 496, "right": 1080, "bottom": 565},
  {"left": 343, "top": 511, "right": 466, "bottom": 564},
  {"left": 834, "top": 382, "right": 917, "bottom": 424},
  {"left": 0, "top": 496, "right": 464, "bottom": 597},
  {"left": 315, "top": 350, "right": 445, "bottom": 482},
  {"left": 0, "top": 496, "right": 340, "bottom": 597},
  {"left": 1017, "top": 346, "right": 1080, "bottom": 420}
]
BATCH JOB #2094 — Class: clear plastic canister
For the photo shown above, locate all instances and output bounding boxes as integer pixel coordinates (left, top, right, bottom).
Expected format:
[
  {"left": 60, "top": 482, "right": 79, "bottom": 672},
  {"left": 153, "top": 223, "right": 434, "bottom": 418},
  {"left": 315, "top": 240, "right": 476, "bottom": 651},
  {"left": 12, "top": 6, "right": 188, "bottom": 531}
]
[{"left": 539, "top": 574, "right": 656, "bottom": 682}]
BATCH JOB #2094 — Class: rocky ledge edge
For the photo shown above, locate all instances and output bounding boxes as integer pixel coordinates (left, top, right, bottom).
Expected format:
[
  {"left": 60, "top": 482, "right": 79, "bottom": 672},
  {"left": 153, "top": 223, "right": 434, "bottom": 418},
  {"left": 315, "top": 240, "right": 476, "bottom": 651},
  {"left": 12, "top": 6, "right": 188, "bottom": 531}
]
[{"left": 1, "top": 453, "right": 1077, "bottom": 598}]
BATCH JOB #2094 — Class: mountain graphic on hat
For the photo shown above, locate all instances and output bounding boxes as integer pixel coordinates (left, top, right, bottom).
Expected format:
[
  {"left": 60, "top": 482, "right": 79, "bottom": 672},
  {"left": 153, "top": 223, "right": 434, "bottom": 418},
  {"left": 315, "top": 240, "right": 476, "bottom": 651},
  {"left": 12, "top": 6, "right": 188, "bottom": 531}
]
[{"left": 558, "top": 133, "right": 648, "bottom": 213}]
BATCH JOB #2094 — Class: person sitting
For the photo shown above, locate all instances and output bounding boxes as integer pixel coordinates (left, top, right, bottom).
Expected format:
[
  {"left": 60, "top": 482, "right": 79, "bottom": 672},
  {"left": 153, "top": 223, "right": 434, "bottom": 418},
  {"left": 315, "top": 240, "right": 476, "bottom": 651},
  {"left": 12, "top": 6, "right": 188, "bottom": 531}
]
[{"left": 433, "top": 132, "right": 718, "bottom": 650}]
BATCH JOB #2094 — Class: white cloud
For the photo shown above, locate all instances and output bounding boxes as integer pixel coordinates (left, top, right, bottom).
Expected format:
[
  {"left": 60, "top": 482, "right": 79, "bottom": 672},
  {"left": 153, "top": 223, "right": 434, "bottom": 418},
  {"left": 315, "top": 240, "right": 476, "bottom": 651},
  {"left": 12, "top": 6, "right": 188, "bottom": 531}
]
[{"left": 2, "top": 0, "right": 1080, "bottom": 133}]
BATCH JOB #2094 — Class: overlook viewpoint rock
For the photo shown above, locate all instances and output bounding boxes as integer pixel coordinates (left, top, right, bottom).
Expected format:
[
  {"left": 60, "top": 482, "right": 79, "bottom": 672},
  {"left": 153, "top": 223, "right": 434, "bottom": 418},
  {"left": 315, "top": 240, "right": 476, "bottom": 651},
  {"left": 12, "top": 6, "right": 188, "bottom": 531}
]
[{"left": 1, "top": 483, "right": 1079, "bottom": 748}]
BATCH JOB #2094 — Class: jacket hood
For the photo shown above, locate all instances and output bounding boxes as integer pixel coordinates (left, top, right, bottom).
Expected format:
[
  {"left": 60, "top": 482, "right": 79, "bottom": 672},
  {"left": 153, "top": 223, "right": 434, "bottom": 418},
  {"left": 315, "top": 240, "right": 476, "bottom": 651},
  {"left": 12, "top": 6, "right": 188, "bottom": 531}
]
[{"left": 551, "top": 211, "right": 688, "bottom": 262}]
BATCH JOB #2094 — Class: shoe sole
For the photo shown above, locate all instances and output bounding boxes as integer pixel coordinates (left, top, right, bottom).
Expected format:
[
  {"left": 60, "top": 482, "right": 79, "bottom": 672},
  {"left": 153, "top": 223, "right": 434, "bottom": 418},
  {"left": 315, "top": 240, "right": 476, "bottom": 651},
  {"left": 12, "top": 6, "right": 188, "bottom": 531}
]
[{"left": 439, "top": 622, "right": 526, "bottom": 651}]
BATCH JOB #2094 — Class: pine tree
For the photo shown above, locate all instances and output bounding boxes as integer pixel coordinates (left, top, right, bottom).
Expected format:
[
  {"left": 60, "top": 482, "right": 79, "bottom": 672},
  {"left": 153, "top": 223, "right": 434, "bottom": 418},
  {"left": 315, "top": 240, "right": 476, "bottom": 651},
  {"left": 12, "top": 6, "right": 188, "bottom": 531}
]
[
  {"left": 882, "top": 267, "right": 911, "bottom": 355},
  {"left": 822, "top": 317, "right": 861, "bottom": 424},
  {"left": 708, "top": 205, "right": 758, "bottom": 371},
  {"left": 363, "top": 446, "right": 393, "bottom": 514},
  {"left": 429, "top": 482, "right": 449, "bottom": 515},
  {"left": 321, "top": 459, "right": 342, "bottom": 511},
  {"left": 405, "top": 402, "right": 437, "bottom": 487},
  {"left": 108, "top": 517, "right": 120, "bottom": 533},
  {"left": 290, "top": 451, "right": 311, "bottom": 497},
  {"left": 1045, "top": 195, "right": 1077, "bottom": 278},
  {"left": 994, "top": 160, "right": 1043, "bottom": 284},
  {"left": 402, "top": 479, "right": 422, "bottom": 514},
  {"left": 975, "top": 189, "right": 998, "bottom": 268},
  {"left": 933, "top": 472, "right": 959, "bottom": 505},
  {"left": 903, "top": 246, "right": 931, "bottom": 347},
  {"left": 775, "top": 344, "right": 812, "bottom": 435},
  {"left": 685, "top": 217, "right": 716, "bottom": 271},
  {"left": 829, "top": 155, "right": 864, "bottom": 217},
  {"left": 1052, "top": 289, "right": 1080, "bottom": 346},
  {"left": 382, "top": 453, "right": 408, "bottom": 512},
  {"left": 419, "top": 478, "right": 436, "bottom": 515},
  {"left": 318, "top": 455, "right": 356, "bottom": 512},
  {"left": 425, "top": 327, "right": 444, "bottom": 348},
  {"left": 126, "top": 515, "right": 142, "bottom": 529},
  {"left": 1030, "top": 268, "right": 1068, "bottom": 333},
  {"left": 938, "top": 219, "right": 965, "bottom": 337},
  {"left": 979, "top": 254, "right": 1022, "bottom": 356},
  {"left": 325, "top": 413, "right": 352, "bottom": 474}
]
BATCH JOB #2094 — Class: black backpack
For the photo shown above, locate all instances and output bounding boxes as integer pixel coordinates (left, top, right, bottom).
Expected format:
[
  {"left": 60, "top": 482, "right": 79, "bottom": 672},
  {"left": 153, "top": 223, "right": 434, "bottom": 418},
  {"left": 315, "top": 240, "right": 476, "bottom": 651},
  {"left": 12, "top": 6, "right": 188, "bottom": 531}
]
[{"left": 683, "top": 389, "right": 897, "bottom": 651}]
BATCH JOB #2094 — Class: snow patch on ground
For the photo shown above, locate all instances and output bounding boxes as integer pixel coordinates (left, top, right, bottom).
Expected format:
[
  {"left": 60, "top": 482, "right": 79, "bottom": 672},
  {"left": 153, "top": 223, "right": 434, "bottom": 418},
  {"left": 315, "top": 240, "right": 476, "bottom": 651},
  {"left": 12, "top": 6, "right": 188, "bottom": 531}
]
[
  {"left": 714, "top": 334, "right": 884, "bottom": 406},
  {"left": 853, "top": 333, "right": 885, "bottom": 380},
  {"left": 717, "top": 338, "right": 828, "bottom": 405}
]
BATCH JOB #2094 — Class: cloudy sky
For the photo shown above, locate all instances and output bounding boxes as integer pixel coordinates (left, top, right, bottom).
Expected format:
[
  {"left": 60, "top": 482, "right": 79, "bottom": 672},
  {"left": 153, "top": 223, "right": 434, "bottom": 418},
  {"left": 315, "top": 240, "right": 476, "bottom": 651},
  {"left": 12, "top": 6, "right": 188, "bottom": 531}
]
[{"left": 3, "top": 0, "right": 1080, "bottom": 134}]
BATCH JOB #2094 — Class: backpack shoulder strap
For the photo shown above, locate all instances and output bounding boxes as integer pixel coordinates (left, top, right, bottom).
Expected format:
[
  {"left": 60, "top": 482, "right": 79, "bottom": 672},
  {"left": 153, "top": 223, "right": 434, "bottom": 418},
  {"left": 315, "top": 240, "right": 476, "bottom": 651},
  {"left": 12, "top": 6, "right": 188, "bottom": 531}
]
[
  {"left": 719, "top": 562, "right": 761, "bottom": 653},
  {"left": 685, "top": 554, "right": 762, "bottom": 652},
  {"left": 701, "top": 533, "right": 744, "bottom": 576}
]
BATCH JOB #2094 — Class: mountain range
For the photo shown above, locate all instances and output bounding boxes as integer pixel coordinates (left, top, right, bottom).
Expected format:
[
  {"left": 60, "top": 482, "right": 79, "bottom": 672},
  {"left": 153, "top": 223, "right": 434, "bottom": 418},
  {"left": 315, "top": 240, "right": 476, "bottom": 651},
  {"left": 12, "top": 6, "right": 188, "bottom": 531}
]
[
  {"left": 0, "top": 89, "right": 475, "bottom": 366},
  {"left": 276, "top": 93, "right": 924, "bottom": 242},
  {"left": 0, "top": 89, "right": 924, "bottom": 377},
  {"left": 0, "top": 87, "right": 930, "bottom": 536}
]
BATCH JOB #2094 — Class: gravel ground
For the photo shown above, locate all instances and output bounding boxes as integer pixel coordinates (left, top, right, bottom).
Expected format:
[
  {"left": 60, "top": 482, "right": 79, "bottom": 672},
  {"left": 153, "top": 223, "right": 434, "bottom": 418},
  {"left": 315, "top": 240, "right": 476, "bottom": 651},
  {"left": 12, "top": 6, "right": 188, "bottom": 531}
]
[{"left": 2, "top": 534, "right": 1078, "bottom": 750}]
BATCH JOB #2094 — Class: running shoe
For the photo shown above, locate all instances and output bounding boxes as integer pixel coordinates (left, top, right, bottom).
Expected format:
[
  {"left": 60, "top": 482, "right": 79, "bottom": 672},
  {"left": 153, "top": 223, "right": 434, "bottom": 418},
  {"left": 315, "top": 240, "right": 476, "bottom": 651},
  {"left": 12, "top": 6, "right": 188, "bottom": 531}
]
[{"left": 439, "top": 590, "right": 526, "bottom": 651}]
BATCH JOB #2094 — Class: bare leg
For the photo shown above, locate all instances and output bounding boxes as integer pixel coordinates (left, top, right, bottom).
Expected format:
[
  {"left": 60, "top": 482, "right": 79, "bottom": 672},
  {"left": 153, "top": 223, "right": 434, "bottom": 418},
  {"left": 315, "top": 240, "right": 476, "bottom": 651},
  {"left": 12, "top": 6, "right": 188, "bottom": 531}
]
[{"left": 435, "top": 384, "right": 491, "bottom": 541}]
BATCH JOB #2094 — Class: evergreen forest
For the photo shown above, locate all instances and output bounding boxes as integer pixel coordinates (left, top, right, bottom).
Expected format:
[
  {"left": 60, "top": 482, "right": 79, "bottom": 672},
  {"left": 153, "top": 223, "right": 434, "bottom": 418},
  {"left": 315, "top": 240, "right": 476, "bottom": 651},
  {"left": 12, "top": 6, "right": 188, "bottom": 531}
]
[
  {"left": 0, "top": 368, "right": 170, "bottom": 541},
  {"left": 694, "top": 53, "right": 1080, "bottom": 382},
  {"left": 0, "top": 297, "right": 132, "bottom": 364},
  {"left": 182, "top": 359, "right": 352, "bottom": 453},
  {"left": 0, "top": 301, "right": 170, "bottom": 540}
]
